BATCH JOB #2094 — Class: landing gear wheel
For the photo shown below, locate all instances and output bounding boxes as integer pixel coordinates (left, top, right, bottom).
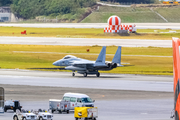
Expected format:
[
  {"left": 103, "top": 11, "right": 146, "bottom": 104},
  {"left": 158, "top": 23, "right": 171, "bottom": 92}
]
[
  {"left": 39, "top": 117, "right": 43, "bottom": 120},
  {"left": 4, "top": 108, "right": 7, "bottom": 112},
  {"left": 23, "top": 117, "right": 26, "bottom": 120},
  {"left": 83, "top": 72, "right": 87, "bottom": 77},
  {"left": 14, "top": 116, "right": 18, "bottom": 120},
  {"left": 96, "top": 72, "right": 100, "bottom": 77},
  {"left": 67, "top": 110, "right": 69, "bottom": 114},
  {"left": 52, "top": 110, "right": 54, "bottom": 113},
  {"left": 59, "top": 110, "right": 62, "bottom": 114},
  {"left": 72, "top": 73, "right": 75, "bottom": 76}
]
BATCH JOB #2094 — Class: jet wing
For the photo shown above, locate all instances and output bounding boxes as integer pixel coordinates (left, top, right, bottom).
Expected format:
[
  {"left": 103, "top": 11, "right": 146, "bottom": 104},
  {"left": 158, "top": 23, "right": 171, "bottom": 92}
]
[
  {"left": 65, "top": 60, "right": 95, "bottom": 71},
  {"left": 72, "top": 60, "right": 95, "bottom": 65}
]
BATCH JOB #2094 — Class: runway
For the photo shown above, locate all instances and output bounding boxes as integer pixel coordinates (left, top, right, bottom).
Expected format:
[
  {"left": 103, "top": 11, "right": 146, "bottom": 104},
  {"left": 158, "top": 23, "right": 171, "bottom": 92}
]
[
  {"left": 0, "top": 23, "right": 180, "bottom": 29},
  {"left": 0, "top": 70, "right": 173, "bottom": 120},
  {"left": 0, "top": 37, "right": 172, "bottom": 47},
  {"left": 0, "top": 69, "right": 173, "bottom": 92}
]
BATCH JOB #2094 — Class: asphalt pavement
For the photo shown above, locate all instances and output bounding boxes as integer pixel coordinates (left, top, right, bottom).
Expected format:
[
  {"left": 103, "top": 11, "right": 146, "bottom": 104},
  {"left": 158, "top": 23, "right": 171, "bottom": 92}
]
[
  {"left": 0, "top": 69, "right": 173, "bottom": 92},
  {"left": 0, "top": 70, "right": 174, "bottom": 120},
  {"left": 0, "top": 37, "right": 172, "bottom": 47},
  {"left": 0, "top": 99, "right": 173, "bottom": 120}
]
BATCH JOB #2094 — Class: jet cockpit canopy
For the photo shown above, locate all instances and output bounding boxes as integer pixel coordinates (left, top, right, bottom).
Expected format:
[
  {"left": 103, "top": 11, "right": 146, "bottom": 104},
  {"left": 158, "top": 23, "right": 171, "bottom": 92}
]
[{"left": 63, "top": 55, "right": 77, "bottom": 59}]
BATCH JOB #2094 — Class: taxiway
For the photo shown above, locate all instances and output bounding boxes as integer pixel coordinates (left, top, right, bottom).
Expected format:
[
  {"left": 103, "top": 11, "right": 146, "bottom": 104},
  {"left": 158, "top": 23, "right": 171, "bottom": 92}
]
[
  {"left": 0, "top": 23, "right": 180, "bottom": 29},
  {"left": 0, "top": 37, "right": 172, "bottom": 47},
  {"left": 0, "top": 69, "right": 173, "bottom": 120}
]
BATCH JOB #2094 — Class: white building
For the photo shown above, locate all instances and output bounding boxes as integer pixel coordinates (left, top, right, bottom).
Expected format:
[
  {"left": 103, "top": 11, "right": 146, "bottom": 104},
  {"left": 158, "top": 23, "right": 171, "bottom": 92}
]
[{"left": 0, "top": 7, "right": 11, "bottom": 22}]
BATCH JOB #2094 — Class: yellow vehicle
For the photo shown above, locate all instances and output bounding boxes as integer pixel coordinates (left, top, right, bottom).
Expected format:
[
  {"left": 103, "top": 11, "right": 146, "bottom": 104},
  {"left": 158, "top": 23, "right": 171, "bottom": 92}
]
[
  {"left": 74, "top": 107, "right": 98, "bottom": 120},
  {"left": 174, "top": 2, "right": 180, "bottom": 5},
  {"left": 163, "top": 1, "right": 180, "bottom": 5},
  {"left": 163, "top": 1, "right": 173, "bottom": 4}
]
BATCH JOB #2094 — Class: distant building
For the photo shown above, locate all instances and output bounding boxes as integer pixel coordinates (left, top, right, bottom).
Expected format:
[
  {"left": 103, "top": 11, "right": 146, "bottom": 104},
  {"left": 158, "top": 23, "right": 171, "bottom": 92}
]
[{"left": 0, "top": 7, "right": 11, "bottom": 22}]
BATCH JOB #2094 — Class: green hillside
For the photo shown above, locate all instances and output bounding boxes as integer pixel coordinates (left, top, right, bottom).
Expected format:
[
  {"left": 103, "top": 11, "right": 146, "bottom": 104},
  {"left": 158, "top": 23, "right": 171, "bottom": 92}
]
[
  {"left": 81, "top": 6, "right": 180, "bottom": 23},
  {"left": 154, "top": 7, "right": 180, "bottom": 22}
]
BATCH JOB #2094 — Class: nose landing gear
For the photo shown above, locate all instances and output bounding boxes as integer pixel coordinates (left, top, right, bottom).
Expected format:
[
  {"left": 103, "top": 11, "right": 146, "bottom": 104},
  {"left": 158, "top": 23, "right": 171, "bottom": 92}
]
[
  {"left": 96, "top": 72, "right": 100, "bottom": 77},
  {"left": 72, "top": 73, "right": 75, "bottom": 76},
  {"left": 83, "top": 72, "right": 87, "bottom": 77}
]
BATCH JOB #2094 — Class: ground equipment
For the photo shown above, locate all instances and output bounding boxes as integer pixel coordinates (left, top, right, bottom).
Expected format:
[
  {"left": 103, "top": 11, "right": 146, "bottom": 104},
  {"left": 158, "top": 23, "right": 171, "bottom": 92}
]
[
  {"left": 4, "top": 100, "right": 22, "bottom": 112},
  {"left": 49, "top": 99, "right": 70, "bottom": 114},
  {"left": 59, "top": 100, "right": 71, "bottom": 113},
  {"left": 13, "top": 109, "right": 37, "bottom": 120},
  {"left": 49, "top": 93, "right": 95, "bottom": 114},
  {"left": 74, "top": 107, "right": 98, "bottom": 120},
  {"left": 49, "top": 99, "right": 61, "bottom": 113},
  {"left": 36, "top": 109, "right": 53, "bottom": 120}
]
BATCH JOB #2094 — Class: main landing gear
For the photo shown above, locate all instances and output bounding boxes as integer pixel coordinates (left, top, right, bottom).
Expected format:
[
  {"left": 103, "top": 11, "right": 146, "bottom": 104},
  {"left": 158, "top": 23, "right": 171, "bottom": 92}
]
[
  {"left": 72, "top": 72, "right": 100, "bottom": 77},
  {"left": 83, "top": 72, "right": 100, "bottom": 77},
  {"left": 96, "top": 72, "right": 100, "bottom": 77},
  {"left": 83, "top": 72, "right": 87, "bottom": 77}
]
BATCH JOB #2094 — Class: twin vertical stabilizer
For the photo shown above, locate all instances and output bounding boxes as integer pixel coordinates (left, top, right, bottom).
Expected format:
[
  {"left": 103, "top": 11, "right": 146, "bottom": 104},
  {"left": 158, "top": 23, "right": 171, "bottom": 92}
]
[
  {"left": 112, "top": 46, "right": 121, "bottom": 65},
  {"left": 95, "top": 46, "right": 122, "bottom": 66},
  {"left": 95, "top": 46, "right": 106, "bottom": 64}
]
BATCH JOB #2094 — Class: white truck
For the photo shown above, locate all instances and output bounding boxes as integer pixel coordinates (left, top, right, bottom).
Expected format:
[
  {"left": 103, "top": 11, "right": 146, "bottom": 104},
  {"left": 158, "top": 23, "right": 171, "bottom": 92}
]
[
  {"left": 13, "top": 109, "right": 37, "bottom": 120},
  {"left": 36, "top": 109, "right": 53, "bottom": 120},
  {"left": 4, "top": 100, "right": 22, "bottom": 112},
  {"left": 49, "top": 93, "right": 95, "bottom": 113}
]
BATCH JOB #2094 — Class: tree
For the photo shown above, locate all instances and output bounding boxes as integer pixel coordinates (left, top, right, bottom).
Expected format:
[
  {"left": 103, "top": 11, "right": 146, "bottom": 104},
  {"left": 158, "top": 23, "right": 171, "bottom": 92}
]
[
  {"left": 10, "top": 0, "right": 96, "bottom": 19},
  {"left": 0, "top": 0, "right": 12, "bottom": 6}
]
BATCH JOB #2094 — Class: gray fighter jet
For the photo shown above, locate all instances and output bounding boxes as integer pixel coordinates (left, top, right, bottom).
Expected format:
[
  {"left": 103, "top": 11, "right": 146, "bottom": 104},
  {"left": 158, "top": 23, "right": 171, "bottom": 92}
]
[{"left": 53, "top": 46, "right": 122, "bottom": 77}]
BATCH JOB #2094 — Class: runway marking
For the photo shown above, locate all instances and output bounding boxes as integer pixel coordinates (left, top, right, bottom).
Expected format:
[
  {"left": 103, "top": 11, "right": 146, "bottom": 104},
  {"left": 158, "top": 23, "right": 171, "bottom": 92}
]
[{"left": 13, "top": 51, "right": 172, "bottom": 58}]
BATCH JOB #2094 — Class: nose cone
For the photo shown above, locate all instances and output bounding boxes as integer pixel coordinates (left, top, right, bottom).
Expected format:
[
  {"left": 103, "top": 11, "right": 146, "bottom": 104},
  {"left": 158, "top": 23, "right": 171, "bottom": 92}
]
[{"left": 53, "top": 61, "right": 59, "bottom": 66}]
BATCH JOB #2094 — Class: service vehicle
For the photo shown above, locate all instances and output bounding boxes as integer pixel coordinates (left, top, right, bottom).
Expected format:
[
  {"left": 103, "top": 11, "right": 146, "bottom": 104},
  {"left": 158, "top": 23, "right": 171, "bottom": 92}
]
[
  {"left": 4, "top": 100, "right": 22, "bottom": 112},
  {"left": 49, "top": 99, "right": 61, "bottom": 113},
  {"left": 74, "top": 107, "right": 98, "bottom": 120},
  {"left": 63, "top": 93, "right": 95, "bottom": 110},
  {"left": 49, "top": 93, "right": 95, "bottom": 113},
  {"left": 49, "top": 99, "right": 70, "bottom": 113},
  {"left": 37, "top": 109, "right": 53, "bottom": 120},
  {"left": 13, "top": 109, "right": 37, "bottom": 120}
]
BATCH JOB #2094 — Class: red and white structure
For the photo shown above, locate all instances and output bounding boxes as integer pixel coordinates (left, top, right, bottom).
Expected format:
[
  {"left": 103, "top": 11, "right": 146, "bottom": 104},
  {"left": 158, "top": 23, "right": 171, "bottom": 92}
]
[{"left": 104, "top": 15, "right": 136, "bottom": 33}]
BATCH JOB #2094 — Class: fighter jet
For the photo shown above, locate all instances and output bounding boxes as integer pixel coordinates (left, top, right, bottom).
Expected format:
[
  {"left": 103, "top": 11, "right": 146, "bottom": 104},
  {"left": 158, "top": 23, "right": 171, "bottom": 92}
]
[{"left": 53, "top": 46, "right": 122, "bottom": 77}]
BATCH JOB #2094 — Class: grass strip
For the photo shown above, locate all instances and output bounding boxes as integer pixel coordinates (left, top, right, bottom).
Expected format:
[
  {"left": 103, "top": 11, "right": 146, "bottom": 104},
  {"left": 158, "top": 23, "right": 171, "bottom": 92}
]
[
  {"left": 0, "top": 26, "right": 180, "bottom": 40},
  {"left": 0, "top": 44, "right": 173, "bottom": 75}
]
